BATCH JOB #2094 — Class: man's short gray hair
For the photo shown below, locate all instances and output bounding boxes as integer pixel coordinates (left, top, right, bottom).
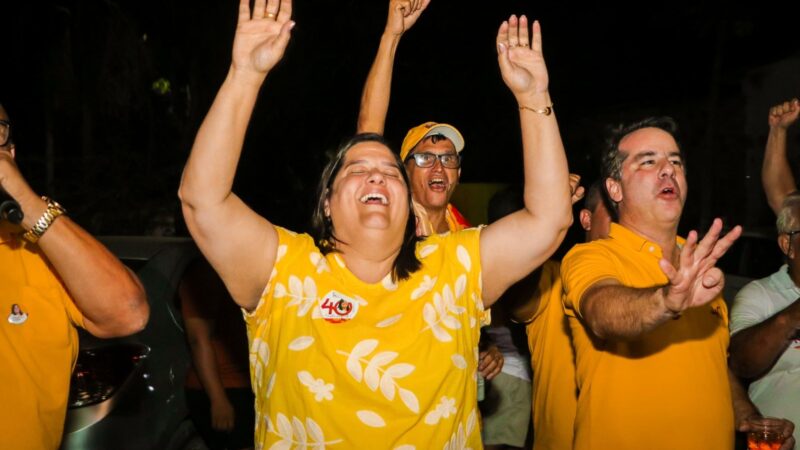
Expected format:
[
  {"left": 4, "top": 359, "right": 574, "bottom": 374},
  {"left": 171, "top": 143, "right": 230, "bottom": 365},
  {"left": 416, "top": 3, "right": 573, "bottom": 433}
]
[{"left": 776, "top": 192, "right": 800, "bottom": 234}]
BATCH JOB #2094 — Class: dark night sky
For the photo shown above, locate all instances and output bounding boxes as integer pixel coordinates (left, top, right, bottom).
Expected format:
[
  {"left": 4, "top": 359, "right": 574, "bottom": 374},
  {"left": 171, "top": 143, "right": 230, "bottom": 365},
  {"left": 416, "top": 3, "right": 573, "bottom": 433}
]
[{"left": 2, "top": 1, "right": 799, "bottom": 238}]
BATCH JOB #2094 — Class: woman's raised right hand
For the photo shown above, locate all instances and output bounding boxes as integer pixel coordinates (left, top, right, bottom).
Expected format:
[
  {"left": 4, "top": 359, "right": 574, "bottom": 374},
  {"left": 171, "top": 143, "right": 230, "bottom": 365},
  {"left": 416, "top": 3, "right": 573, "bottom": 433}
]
[{"left": 232, "top": 0, "right": 295, "bottom": 80}]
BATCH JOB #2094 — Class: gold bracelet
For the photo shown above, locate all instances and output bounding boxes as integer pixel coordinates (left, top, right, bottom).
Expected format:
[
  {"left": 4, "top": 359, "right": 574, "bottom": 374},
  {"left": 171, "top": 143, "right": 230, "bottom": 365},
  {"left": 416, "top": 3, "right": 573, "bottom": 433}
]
[
  {"left": 519, "top": 103, "right": 554, "bottom": 116},
  {"left": 23, "top": 197, "right": 66, "bottom": 243}
]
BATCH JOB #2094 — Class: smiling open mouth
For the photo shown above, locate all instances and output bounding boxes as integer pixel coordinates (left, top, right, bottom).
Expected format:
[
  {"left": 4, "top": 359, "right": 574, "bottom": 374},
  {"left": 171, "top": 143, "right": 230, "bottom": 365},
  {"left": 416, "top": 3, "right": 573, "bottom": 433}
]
[
  {"left": 428, "top": 178, "right": 446, "bottom": 188},
  {"left": 360, "top": 193, "right": 388, "bottom": 205}
]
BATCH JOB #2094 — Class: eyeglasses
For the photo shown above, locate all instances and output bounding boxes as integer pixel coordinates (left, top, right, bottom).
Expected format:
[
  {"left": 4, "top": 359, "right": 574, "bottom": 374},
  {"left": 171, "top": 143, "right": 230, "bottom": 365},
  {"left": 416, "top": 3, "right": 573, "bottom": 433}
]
[
  {"left": 0, "top": 120, "right": 10, "bottom": 147},
  {"left": 406, "top": 152, "right": 461, "bottom": 169},
  {"left": 786, "top": 230, "right": 800, "bottom": 239}
]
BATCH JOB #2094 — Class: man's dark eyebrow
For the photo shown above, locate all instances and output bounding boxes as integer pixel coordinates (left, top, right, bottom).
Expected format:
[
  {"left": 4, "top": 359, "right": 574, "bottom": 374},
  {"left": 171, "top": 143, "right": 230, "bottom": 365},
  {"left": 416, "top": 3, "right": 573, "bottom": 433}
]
[
  {"left": 633, "top": 150, "right": 657, "bottom": 161},
  {"left": 668, "top": 151, "right": 683, "bottom": 159}
]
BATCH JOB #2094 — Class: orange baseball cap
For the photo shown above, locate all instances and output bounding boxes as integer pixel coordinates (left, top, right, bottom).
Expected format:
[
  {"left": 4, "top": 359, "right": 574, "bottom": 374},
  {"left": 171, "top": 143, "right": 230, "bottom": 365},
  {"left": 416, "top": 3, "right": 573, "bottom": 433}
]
[{"left": 399, "top": 122, "right": 465, "bottom": 161}]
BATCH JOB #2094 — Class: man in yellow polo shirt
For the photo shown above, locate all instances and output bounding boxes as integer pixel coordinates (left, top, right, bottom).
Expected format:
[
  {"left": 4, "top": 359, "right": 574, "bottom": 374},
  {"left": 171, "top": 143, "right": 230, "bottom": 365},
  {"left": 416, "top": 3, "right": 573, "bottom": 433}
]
[
  {"left": 0, "top": 103, "right": 148, "bottom": 449},
  {"left": 561, "top": 117, "right": 794, "bottom": 449}
]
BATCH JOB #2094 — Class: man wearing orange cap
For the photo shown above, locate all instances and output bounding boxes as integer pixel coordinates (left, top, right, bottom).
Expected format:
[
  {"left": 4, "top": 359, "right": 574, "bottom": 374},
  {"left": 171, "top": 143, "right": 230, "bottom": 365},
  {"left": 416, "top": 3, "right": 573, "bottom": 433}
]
[
  {"left": 356, "top": 0, "right": 469, "bottom": 235},
  {"left": 356, "top": 0, "right": 503, "bottom": 386}
]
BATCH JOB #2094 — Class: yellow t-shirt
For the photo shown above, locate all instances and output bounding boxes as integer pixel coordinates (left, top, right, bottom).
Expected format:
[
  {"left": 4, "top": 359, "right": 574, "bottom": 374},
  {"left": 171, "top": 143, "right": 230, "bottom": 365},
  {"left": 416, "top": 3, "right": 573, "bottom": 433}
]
[
  {"left": 524, "top": 260, "right": 576, "bottom": 450},
  {"left": 561, "top": 223, "right": 733, "bottom": 450},
  {"left": 246, "top": 226, "right": 485, "bottom": 449},
  {"left": 0, "top": 223, "right": 84, "bottom": 450}
]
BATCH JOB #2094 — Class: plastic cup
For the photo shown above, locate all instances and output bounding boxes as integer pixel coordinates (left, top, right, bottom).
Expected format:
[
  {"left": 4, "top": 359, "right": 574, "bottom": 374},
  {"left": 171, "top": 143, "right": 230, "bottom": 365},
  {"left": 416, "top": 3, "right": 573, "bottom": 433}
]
[{"left": 747, "top": 417, "right": 786, "bottom": 450}]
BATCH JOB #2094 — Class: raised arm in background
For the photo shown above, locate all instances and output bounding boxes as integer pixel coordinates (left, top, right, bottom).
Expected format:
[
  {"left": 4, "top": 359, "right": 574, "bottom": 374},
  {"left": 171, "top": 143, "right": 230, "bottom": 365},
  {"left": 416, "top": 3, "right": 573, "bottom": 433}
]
[
  {"left": 762, "top": 98, "right": 799, "bottom": 215},
  {"left": 356, "top": 0, "right": 430, "bottom": 134},
  {"left": 179, "top": 0, "right": 294, "bottom": 310}
]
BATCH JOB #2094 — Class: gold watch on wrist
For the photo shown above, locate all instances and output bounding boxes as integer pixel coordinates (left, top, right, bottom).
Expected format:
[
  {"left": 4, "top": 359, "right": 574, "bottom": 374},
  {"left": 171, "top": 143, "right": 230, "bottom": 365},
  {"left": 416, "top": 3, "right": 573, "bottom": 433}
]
[{"left": 23, "top": 196, "right": 66, "bottom": 243}]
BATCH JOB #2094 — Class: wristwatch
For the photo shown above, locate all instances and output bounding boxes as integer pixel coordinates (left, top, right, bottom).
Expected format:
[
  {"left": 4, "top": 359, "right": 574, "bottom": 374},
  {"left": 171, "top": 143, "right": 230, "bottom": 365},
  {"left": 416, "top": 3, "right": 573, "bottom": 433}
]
[{"left": 23, "top": 196, "right": 66, "bottom": 243}]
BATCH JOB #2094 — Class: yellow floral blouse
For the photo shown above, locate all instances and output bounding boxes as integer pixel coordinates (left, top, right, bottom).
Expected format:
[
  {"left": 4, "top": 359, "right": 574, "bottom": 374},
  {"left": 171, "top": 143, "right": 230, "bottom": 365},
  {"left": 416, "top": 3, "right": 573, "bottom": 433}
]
[{"left": 245, "top": 226, "right": 485, "bottom": 449}]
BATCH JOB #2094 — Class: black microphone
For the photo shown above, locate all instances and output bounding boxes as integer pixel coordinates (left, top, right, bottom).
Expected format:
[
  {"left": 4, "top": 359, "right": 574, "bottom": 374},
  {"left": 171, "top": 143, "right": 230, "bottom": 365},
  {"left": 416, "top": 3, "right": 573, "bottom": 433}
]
[{"left": 0, "top": 192, "right": 23, "bottom": 224}]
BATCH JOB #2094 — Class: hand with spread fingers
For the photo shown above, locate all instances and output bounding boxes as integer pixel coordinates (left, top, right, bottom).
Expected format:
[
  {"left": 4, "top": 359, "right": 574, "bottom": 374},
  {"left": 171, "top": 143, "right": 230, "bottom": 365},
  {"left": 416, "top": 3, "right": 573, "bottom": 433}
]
[
  {"left": 386, "top": 0, "right": 431, "bottom": 37},
  {"left": 496, "top": 15, "right": 549, "bottom": 100},
  {"left": 232, "top": 0, "right": 295, "bottom": 80},
  {"left": 658, "top": 218, "right": 742, "bottom": 314}
]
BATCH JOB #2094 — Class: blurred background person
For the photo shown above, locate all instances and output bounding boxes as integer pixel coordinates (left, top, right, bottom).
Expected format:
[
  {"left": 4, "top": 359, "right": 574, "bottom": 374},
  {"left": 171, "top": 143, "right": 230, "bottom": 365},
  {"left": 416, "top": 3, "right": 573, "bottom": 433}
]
[{"left": 180, "top": 257, "right": 254, "bottom": 450}]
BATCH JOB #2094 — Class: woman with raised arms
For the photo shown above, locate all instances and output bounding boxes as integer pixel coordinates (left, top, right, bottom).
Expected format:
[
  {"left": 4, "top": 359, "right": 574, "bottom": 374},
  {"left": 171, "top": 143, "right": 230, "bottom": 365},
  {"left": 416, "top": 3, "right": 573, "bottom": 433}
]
[{"left": 178, "top": 0, "right": 572, "bottom": 447}]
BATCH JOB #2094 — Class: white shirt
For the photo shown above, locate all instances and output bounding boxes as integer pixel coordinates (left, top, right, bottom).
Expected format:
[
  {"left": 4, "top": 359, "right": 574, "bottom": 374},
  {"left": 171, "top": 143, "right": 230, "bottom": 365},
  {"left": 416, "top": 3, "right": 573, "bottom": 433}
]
[{"left": 731, "top": 264, "right": 800, "bottom": 444}]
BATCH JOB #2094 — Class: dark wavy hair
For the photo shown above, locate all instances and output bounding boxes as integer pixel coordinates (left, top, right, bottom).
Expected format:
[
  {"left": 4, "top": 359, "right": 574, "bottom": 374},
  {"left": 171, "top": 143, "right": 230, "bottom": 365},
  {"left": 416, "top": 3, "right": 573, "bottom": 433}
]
[
  {"left": 601, "top": 116, "right": 682, "bottom": 216},
  {"left": 601, "top": 116, "right": 681, "bottom": 181},
  {"left": 311, "top": 133, "right": 421, "bottom": 281}
]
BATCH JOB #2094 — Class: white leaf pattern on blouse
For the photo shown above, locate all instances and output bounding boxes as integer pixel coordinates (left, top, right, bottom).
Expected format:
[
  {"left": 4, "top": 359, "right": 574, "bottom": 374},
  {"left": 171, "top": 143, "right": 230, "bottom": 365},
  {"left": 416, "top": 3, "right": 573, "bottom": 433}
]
[
  {"left": 297, "top": 371, "right": 334, "bottom": 402},
  {"left": 410, "top": 275, "right": 437, "bottom": 300},
  {"left": 250, "top": 338, "right": 270, "bottom": 388},
  {"left": 454, "top": 275, "right": 466, "bottom": 300},
  {"left": 466, "top": 408, "right": 477, "bottom": 436},
  {"left": 457, "top": 245, "right": 471, "bottom": 272},
  {"left": 423, "top": 396, "right": 457, "bottom": 425},
  {"left": 375, "top": 314, "right": 402, "bottom": 328},
  {"left": 333, "top": 254, "right": 345, "bottom": 268},
  {"left": 337, "top": 340, "right": 419, "bottom": 413},
  {"left": 422, "top": 283, "right": 468, "bottom": 342},
  {"left": 274, "top": 282, "right": 287, "bottom": 299},
  {"left": 356, "top": 410, "right": 386, "bottom": 428},
  {"left": 418, "top": 244, "right": 438, "bottom": 259},
  {"left": 343, "top": 339, "right": 379, "bottom": 382},
  {"left": 309, "top": 252, "right": 330, "bottom": 273},
  {"left": 266, "top": 373, "right": 276, "bottom": 398},
  {"left": 267, "top": 413, "right": 343, "bottom": 448},
  {"left": 291, "top": 417, "right": 307, "bottom": 447},
  {"left": 382, "top": 275, "right": 398, "bottom": 291},
  {"left": 354, "top": 295, "right": 368, "bottom": 306},
  {"left": 364, "top": 351, "right": 399, "bottom": 391},
  {"left": 305, "top": 418, "right": 325, "bottom": 445},
  {"left": 284, "top": 276, "right": 318, "bottom": 317},
  {"left": 288, "top": 336, "right": 314, "bottom": 351},
  {"left": 276, "top": 245, "right": 287, "bottom": 263},
  {"left": 398, "top": 387, "right": 420, "bottom": 414},
  {"left": 423, "top": 302, "right": 452, "bottom": 342},
  {"left": 451, "top": 354, "right": 467, "bottom": 369}
]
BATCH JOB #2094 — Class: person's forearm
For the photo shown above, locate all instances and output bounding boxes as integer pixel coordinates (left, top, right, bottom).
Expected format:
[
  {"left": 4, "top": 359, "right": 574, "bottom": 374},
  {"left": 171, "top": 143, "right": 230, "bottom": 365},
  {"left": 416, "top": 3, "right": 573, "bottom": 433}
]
[
  {"left": 38, "top": 221, "right": 147, "bottom": 337},
  {"left": 9, "top": 187, "right": 147, "bottom": 337},
  {"left": 730, "top": 301, "right": 800, "bottom": 379},
  {"left": 762, "top": 126, "right": 796, "bottom": 215},
  {"left": 356, "top": 32, "right": 401, "bottom": 135},
  {"left": 729, "top": 368, "right": 759, "bottom": 425},
  {"left": 189, "top": 337, "right": 230, "bottom": 404},
  {"left": 582, "top": 283, "right": 675, "bottom": 340},
  {"left": 179, "top": 67, "right": 263, "bottom": 211},
  {"left": 518, "top": 92, "right": 572, "bottom": 241}
]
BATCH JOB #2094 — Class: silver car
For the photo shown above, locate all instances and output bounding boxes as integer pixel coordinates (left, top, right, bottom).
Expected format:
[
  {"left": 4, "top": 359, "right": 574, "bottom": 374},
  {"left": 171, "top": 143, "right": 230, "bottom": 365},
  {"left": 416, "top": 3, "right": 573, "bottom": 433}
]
[{"left": 60, "top": 236, "right": 203, "bottom": 450}]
